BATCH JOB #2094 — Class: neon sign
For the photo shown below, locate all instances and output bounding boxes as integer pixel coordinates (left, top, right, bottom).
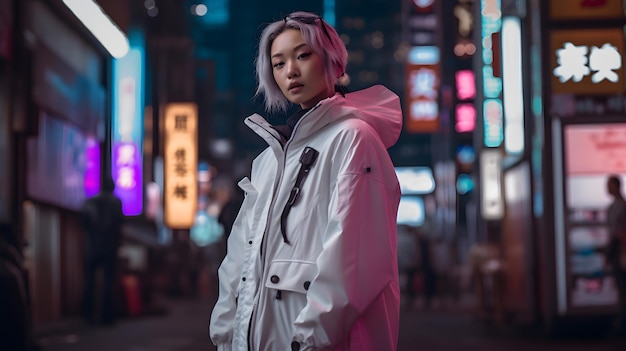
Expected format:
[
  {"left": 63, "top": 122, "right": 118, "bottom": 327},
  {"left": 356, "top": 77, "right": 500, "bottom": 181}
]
[
  {"left": 111, "top": 32, "right": 145, "bottom": 216},
  {"left": 480, "top": 0, "right": 502, "bottom": 147}
]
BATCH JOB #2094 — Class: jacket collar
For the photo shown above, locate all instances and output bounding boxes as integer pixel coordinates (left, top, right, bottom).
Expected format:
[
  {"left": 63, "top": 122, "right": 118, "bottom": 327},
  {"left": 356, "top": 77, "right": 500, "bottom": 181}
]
[{"left": 245, "top": 85, "right": 402, "bottom": 149}]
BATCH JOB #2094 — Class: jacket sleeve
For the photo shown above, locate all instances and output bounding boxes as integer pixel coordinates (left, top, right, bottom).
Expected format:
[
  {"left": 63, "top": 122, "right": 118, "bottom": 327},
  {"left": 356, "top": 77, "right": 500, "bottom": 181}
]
[
  {"left": 209, "top": 178, "right": 256, "bottom": 349},
  {"left": 291, "top": 142, "right": 401, "bottom": 349}
]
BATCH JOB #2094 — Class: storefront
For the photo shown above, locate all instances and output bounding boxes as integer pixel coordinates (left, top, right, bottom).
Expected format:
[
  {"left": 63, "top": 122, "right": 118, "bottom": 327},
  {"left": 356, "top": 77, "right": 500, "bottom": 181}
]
[
  {"left": 13, "top": 0, "right": 108, "bottom": 324},
  {"left": 539, "top": 0, "right": 626, "bottom": 329}
]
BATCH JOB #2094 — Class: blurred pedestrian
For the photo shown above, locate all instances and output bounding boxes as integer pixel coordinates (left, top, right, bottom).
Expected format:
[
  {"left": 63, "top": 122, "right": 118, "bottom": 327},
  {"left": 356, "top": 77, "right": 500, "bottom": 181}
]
[
  {"left": 0, "top": 224, "right": 29, "bottom": 350},
  {"left": 80, "top": 175, "right": 124, "bottom": 325},
  {"left": 216, "top": 176, "right": 242, "bottom": 239},
  {"left": 605, "top": 175, "right": 626, "bottom": 333},
  {"left": 209, "top": 11, "right": 402, "bottom": 351}
]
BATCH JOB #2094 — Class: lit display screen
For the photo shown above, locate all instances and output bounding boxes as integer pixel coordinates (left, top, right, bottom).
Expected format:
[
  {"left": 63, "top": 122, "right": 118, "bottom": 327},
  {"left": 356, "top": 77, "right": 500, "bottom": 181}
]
[
  {"left": 560, "top": 122, "right": 624, "bottom": 308},
  {"left": 397, "top": 196, "right": 425, "bottom": 227},
  {"left": 564, "top": 123, "right": 626, "bottom": 209},
  {"left": 395, "top": 166, "right": 435, "bottom": 195}
]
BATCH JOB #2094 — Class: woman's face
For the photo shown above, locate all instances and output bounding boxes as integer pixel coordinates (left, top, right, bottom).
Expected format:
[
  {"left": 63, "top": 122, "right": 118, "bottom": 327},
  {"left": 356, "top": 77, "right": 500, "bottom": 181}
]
[{"left": 271, "top": 29, "right": 333, "bottom": 110}]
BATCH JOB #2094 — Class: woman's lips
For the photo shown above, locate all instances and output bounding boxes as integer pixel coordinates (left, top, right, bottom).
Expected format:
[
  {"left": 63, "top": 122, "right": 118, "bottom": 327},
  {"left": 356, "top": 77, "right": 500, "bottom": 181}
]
[
  {"left": 289, "top": 85, "right": 303, "bottom": 93},
  {"left": 288, "top": 83, "right": 303, "bottom": 93}
]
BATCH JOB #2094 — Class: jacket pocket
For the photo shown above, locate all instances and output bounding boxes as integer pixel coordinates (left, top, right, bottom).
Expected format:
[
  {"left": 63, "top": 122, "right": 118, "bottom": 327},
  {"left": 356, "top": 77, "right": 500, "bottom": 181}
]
[{"left": 265, "top": 260, "right": 317, "bottom": 294}]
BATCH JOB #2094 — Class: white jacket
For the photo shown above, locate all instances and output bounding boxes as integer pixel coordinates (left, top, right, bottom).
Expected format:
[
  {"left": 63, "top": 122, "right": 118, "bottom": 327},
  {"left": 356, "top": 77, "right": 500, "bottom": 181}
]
[{"left": 210, "top": 85, "right": 402, "bottom": 351}]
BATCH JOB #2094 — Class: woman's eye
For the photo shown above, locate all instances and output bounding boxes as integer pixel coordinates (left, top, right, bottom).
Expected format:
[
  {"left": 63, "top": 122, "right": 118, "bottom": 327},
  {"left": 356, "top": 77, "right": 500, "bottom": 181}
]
[
  {"left": 273, "top": 62, "right": 284, "bottom": 69},
  {"left": 298, "top": 52, "right": 312, "bottom": 60}
]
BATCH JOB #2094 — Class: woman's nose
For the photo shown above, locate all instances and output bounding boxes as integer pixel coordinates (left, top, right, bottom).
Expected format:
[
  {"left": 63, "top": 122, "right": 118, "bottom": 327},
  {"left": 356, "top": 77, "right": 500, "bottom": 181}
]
[{"left": 286, "top": 61, "right": 299, "bottom": 79}]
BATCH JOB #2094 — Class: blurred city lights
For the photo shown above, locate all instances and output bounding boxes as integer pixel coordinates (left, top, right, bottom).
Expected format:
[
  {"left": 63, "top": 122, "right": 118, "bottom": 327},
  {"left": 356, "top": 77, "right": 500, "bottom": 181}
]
[
  {"left": 371, "top": 31, "right": 384, "bottom": 49},
  {"left": 62, "top": 0, "right": 129, "bottom": 58},
  {"left": 395, "top": 167, "right": 436, "bottom": 195},
  {"left": 148, "top": 7, "right": 159, "bottom": 17},
  {"left": 456, "top": 173, "right": 474, "bottom": 195},
  {"left": 192, "top": 4, "right": 208, "bottom": 16},
  {"left": 502, "top": 16, "right": 525, "bottom": 155}
]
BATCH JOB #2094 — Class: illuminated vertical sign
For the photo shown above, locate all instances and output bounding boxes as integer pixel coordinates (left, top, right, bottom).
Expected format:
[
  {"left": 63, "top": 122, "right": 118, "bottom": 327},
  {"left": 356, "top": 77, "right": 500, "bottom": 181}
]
[
  {"left": 456, "top": 70, "right": 476, "bottom": 100},
  {"left": 480, "top": 148, "right": 504, "bottom": 220},
  {"left": 502, "top": 17, "right": 525, "bottom": 155},
  {"left": 480, "top": 0, "right": 503, "bottom": 147},
  {"left": 405, "top": 0, "right": 441, "bottom": 133},
  {"left": 484, "top": 99, "right": 503, "bottom": 145},
  {"left": 164, "top": 103, "right": 198, "bottom": 229},
  {"left": 406, "top": 46, "right": 440, "bottom": 133},
  {"left": 111, "top": 33, "right": 145, "bottom": 216},
  {"left": 455, "top": 70, "right": 476, "bottom": 133},
  {"left": 84, "top": 137, "right": 100, "bottom": 197},
  {"left": 456, "top": 103, "right": 476, "bottom": 132}
]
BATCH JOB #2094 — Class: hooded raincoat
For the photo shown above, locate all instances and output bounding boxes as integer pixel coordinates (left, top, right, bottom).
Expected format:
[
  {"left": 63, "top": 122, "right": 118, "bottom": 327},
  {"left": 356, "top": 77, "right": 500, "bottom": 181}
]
[{"left": 210, "top": 85, "right": 402, "bottom": 351}]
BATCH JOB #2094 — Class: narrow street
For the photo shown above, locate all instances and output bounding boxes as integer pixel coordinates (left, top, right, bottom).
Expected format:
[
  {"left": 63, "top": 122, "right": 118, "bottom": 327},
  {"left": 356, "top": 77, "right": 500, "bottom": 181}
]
[{"left": 34, "top": 295, "right": 626, "bottom": 351}]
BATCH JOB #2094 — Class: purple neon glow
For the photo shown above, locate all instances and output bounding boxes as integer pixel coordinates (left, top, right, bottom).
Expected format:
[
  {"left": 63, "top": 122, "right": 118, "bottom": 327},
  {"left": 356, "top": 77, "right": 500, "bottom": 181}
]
[
  {"left": 112, "top": 141, "right": 143, "bottom": 215},
  {"left": 84, "top": 137, "right": 101, "bottom": 197}
]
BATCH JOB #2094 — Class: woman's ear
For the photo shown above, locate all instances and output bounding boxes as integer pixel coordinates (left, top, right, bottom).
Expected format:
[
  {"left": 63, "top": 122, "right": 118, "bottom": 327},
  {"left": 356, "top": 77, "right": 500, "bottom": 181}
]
[{"left": 337, "top": 73, "right": 350, "bottom": 86}]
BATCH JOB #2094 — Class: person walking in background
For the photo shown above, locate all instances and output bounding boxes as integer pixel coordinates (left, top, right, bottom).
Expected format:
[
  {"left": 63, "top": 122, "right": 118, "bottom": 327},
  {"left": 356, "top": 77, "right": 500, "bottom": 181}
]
[
  {"left": 80, "top": 175, "right": 124, "bottom": 325},
  {"left": 0, "top": 224, "right": 30, "bottom": 350},
  {"left": 606, "top": 175, "right": 626, "bottom": 334},
  {"left": 209, "top": 11, "right": 402, "bottom": 351}
]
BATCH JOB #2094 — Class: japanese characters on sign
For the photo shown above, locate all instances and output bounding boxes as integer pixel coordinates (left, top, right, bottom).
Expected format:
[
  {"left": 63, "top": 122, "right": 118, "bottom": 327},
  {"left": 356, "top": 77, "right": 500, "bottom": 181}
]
[
  {"left": 406, "top": 46, "right": 440, "bottom": 133},
  {"left": 112, "top": 46, "right": 144, "bottom": 216},
  {"left": 404, "top": 0, "right": 441, "bottom": 133},
  {"left": 112, "top": 141, "right": 142, "bottom": 207},
  {"left": 551, "top": 29, "right": 624, "bottom": 95},
  {"left": 164, "top": 103, "right": 198, "bottom": 229}
]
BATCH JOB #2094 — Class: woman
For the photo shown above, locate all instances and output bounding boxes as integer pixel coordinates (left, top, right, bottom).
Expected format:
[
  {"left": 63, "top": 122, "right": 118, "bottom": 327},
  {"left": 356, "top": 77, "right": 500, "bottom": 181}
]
[{"left": 209, "top": 11, "right": 402, "bottom": 351}]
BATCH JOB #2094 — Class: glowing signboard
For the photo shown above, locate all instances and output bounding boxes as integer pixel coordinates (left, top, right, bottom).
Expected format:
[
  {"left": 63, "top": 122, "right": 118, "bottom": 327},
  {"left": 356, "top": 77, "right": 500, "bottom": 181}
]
[
  {"left": 395, "top": 166, "right": 436, "bottom": 194},
  {"left": 456, "top": 70, "right": 476, "bottom": 100},
  {"left": 84, "top": 137, "right": 100, "bottom": 197},
  {"left": 502, "top": 16, "right": 524, "bottom": 155},
  {"left": 480, "top": 148, "right": 504, "bottom": 220},
  {"left": 455, "top": 69, "right": 476, "bottom": 133},
  {"left": 164, "top": 103, "right": 198, "bottom": 229},
  {"left": 565, "top": 123, "right": 626, "bottom": 175},
  {"left": 406, "top": 46, "right": 440, "bottom": 133},
  {"left": 111, "top": 39, "right": 144, "bottom": 216},
  {"left": 551, "top": 29, "right": 624, "bottom": 94},
  {"left": 480, "top": 0, "right": 503, "bottom": 148},
  {"left": 456, "top": 103, "right": 476, "bottom": 133}
]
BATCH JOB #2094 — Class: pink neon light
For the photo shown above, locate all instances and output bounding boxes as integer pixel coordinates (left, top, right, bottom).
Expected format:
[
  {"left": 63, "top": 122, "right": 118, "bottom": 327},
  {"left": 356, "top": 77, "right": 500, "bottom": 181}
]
[
  {"left": 456, "top": 103, "right": 476, "bottom": 133},
  {"left": 455, "top": 70, "right": 476, "bottom": 100}
]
